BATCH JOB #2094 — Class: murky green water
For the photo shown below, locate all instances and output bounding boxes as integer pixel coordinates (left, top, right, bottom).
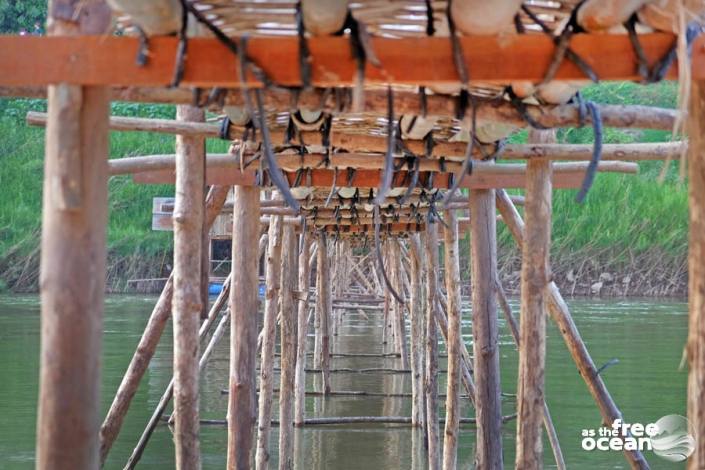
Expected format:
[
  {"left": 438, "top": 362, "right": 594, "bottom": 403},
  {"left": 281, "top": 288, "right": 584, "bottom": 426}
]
[{"left": 0, "top": 295, "right": 688, "bottom": 469}]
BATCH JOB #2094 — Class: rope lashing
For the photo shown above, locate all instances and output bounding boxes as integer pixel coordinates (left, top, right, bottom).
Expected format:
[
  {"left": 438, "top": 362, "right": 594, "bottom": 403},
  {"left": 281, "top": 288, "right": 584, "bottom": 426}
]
[
  {"left": 447, "top": 1, "right": 469, "bottom": 87},
  {"left": 425, "top": 0, "right": 435, "bottom": 36},
  {"left": 505, "top": 86, "right": 549, "bottom": 130},
  {"left": 374, "top": 87, "right": 396, "bottom": 205},
  {"left": 296, "top": 1, "right": 312, "bottom": 89},
  {"left": 324, "top": 168, "right": 338, "bottom": 208},
  {"left": 575, "top": 100, "right": 603, "bottom": 203},
  {"left": 398, "top": 157, "right": 420, "bottom": 205},
  {"left": 373, "top": 205, "right": 404, "bottom": 303},
  {"left": 171, "top": 1, "right": 189, "bottom": 87},
  {"left": 218, "top": 116, "right": 231, "bottom": 140},
  {"left": 443, "top": 95, "right": 477, "bottom": 207}
]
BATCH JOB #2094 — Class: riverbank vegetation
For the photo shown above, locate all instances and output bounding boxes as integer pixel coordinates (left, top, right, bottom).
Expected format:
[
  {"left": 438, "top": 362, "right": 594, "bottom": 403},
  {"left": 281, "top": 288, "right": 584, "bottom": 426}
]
[{"left": 0, "top": 82, "right": 687, "bottom": 295}]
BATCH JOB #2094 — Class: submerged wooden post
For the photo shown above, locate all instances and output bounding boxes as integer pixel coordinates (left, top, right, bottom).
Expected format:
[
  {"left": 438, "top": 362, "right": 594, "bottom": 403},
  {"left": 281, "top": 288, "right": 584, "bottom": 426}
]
[
  {"left": 470, "top": 185, "right": 503, "bottom": 469},
  {"left": 442, "top": 210, "right": 461, "bottom": 470},
  {"left": 391, "top": 240, "right": 410, "bottom": 368},
  {"left": 316, "top": 231, "right": 332, "bottom": 394},
  {"left": 279, "top": 225, "right": 297, "bottom": 469},
  {"left": 172, "top": 104, "right": 205, "bottom": 469},
  {"left": 227, "top": 187, "right": 261, "bottom": 470},
  {"left": 516, "top": 130, "right": 554, "bottom": 469},
  {"left": 424, "top": 223, "right": 441, "bottom": 470},
  {"left": 408, "top": 234, "right": 426, "bottom": 428},
  {"left": 688, "top": 79, "right": 705, "bottom": 470},
  {"left": 256, "top": 215, "right": 284, "bottom": 470},
  {"left": 294, "top": 232, "right": 313, "bottom": 426},
  {"left": 496, "top": 189, "right": 649, "bottom": 468},
  {"left": 36, "top": 3, "right": 111, "bottom": 469}
]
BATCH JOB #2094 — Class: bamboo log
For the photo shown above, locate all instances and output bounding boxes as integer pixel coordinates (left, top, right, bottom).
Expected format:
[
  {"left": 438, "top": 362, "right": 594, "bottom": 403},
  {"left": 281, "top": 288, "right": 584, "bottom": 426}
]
[
  {"left": 687, "top": 79, "right": 705, "bottom": 470},
  {"left": 408, "top": 234, "right": 426, "bottom": 428},
  {"left": 124, "top": 277, "right": 232, "bottom": 469},
  {"left": 316, "top": 231, "right": 332, "bottom": 394},
  {"left": 227, "top": 187, "right": 261, "bottom": 470},
  {"left": 391, "top": 241, "right": 410, "bottom": 369},
  {"left": 424, "top": 224, "right": 441, "bottom": 470},
  {"left": 442, "top": 211, "right": 462, "bottom": 470},
  {"left": 496, "top": 280, "right": 566, "bottom": 470},
  {"left": 16, "top": 88, "right": 677, "bottom": 131},
  {"left": 516, "top": 129, "right": 553, "bottom": 469},
  {"left": 470, "top": 184, "right": 504, "bottom": 469},
  {"left": 256, "top": 215, "right": 284, "bottom": 470},
  {"left": 278, "top": 225, "right": 297, "bottom": 470},
  {"left": 495, "top": 189, "right": 650, "bottom": 469},
  {"left": 294, "top": 233, "right": 313, "bottom": 427},
  {"left": 172, "top": 104, "right": 205, "bottom": 469}
]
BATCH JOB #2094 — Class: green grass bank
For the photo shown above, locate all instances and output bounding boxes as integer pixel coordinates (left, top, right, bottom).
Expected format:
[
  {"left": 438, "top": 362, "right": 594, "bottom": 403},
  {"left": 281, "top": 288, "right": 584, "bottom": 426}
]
[{"left": 0, "top": 82, "right": 688, "bottom": 296}]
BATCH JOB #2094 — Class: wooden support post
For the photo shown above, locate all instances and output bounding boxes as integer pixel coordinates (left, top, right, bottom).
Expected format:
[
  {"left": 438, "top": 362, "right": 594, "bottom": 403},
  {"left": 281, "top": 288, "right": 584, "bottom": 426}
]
[
  {"left": 495, "top": 189, "right": 649, "bottom": 468},
  {"left": 279, "top": 225, "right": 297, "bottom": 469},
  {"left": 408, "top": 234, "right": 426, "bottom": 428},
  {"left": 295, "top": 232, "right": 313, "bottom": 426},
  {"left": 442, "top": 210, "right": 461, "bottom": 470},
  {"left": 688, "top": 79, "right": 705, "bottom": 470},
  {"left": 392, "top": 241, "right": 410, "bottom": 368},
  {"left": 36, "top": 3, "right": 111, "bottom": 469},
  {"left": 100, "top": 186, "right": 228, "bottom": 464},
  {"left": 227, "top": 187, "right": 261, "bottom": 470},
  {"left": 516, "top": 130, "right": 554, "bottom": 469},
  {"left": 172, "top": 104, "right": 205, "bottom": 469},
  {"left": 470, "top": 186, "right": 504, "bottom": 469},
  {"left": 256, "top": 215, "right": 284, "bottom": 470},
  {"left": 316, "top": 231, "right": 332, "bottom": 394},
  {"left": 424, "top": 224, "right": 441, "bottom": 470}
]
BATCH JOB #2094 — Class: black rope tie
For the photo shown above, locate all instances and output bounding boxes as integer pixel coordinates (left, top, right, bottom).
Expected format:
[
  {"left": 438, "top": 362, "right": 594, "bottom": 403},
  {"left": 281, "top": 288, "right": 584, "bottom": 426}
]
[
  {"left": 219, "top": 116, "right": 232, "bottom": 140},
  {"left": 425, "top": 0, "right": 435, "bottom": 36},
  {"left": 171, "top": 0, "right": 190, "bottom": 87},
  {"left": 373, "top": 206, "right": 404, "bottom": 303},
  {"left": 443, "top": 95, "right": 477, "bottom": 207},
  {"left": 575, "top": 100, "right": 603, "bottom": 203},
  {"left": 374, "top": 87, "right": 396, "bottom": 205},
  {"left": 296, "top": 1, "right": 312, "bottom": 89}
]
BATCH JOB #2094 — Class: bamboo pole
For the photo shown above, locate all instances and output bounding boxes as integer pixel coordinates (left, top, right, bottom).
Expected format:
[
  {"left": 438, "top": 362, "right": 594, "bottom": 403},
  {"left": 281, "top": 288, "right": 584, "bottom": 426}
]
[
  {"left": 256, "top": 215, "right": 284, "bottom": 470},
  {"left": 516, "top": 129, "right": 554, "bottom": 469},
  {"left": 470, "top": 183, "right": 504, "bottom": 469},
  {"left": 35, "top": 4, "right": 111, "bottom": 469},
  {"left": 124, "top": 277, "right": 232, "bottom": 469},
  {"left": 294, "top": 232, "right": 313, "bottom": 427},
  {"left": 227, "top": 187, "right": 262, "bottom": 470},
  {"left": 316, "top": 231, "right": 332, "bottom": 394},
  {"left": 496, "top": 280, "right": 566, "bottom": 470},
  {"left": 424, "top": 223, "right": 441, "bottom": 470},
  {"left": 172, "top": 104, "right": 205, "bottom": 469},
  {"left": 279, "top": 225, "right": 297, "bottom": 470},
  {"left": 442, "top": 210, "right": 462, "bottom": 470},
  {"left": 495, "top": 189, "right": 650, "bottom": 469},
  {"left": 392, "top": 241, "right": 410, "bottom": 368},
  {"left": 408, "top": 234, "right": 426, "bottom": 428},
  {"left": 687, "top": 79, "right": 705, "bottom": 470}
]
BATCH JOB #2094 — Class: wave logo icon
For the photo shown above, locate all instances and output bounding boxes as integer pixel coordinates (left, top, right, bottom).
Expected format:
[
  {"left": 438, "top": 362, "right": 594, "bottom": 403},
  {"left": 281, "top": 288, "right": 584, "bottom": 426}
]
[{"left": 650, "top": 415, "right": 696, "bottom": 462}]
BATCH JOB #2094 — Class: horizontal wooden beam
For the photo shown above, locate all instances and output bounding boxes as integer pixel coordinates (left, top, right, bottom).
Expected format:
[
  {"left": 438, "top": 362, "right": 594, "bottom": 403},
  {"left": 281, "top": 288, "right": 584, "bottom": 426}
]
[
  {"left": 16, "top": 88, "right": 679, "bottom": 130},
  {"left": 131, "top": 161, "right": 636, "bottom": 189},
  {"left": 0, "top": 34, "right": 677, "bottom": 87}
]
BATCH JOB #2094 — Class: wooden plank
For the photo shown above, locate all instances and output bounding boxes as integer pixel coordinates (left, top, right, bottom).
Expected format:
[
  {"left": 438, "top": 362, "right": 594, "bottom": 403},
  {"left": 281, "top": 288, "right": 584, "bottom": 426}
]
[
  {"left": 0, "top": 33, "right": 677, "bottom": 87},
  {"left": 131, "top": 165, "right": 629, "bottom": 189}
]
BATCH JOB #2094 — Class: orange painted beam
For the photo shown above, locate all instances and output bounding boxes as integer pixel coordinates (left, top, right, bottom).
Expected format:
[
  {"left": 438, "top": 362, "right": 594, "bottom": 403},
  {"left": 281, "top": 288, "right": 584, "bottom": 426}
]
[
  {"left": 132, "top": 167, "right": 585, "bottom": 189},
  {"left": 0, "top": 33, "right": 677, "bottom": 87}
]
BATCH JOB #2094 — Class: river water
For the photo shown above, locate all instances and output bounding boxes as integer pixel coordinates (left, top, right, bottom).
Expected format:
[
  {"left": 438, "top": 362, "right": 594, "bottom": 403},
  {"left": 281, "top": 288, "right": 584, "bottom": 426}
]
[{"left": 0, "top": 295, "right": 688, "bottom": 469}]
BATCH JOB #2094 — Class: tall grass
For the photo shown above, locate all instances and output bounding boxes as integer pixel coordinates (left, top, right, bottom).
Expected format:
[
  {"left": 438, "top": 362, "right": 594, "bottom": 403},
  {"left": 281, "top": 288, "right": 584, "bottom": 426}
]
[{"left": 0, "top": 81, "right": 690, "bottom": 292}]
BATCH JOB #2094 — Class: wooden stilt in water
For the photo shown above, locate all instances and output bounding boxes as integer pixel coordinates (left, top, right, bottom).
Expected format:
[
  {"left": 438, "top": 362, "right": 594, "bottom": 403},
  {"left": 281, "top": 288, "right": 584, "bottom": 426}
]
[
  {"left": 36, "top": 4, "right": 111, "bottom": 469},
  {"left": 687, "top": 79, "right": 705, "bottom": 470},
  {"left": 172, "top": 103, "right": 205, "bottom": 469},
  {"left": 279, "top": 225, "right": 297, "bottom": 469},
  {"left": 516, "top": 130, "right": 554, "bottom": 469},
  {"left": 256, "top": 215, "right": 284, "bottom": 470},
  {"left": 100, "top": 186, "right": 228, "bottom": 464},
  {"left": 227, "top": 187, "right": 262, "bottom": 470},
  {"left": 316, "top": 231, "right": 332, "bottom": 394},
  {"left": 408, "top": 234, "right": 426, "bottom": 428},
  {"left": 470, "top": 186, "right": 503, "bottom": 469},
  {"left": 424, "top": 223, "right": 441, "bottom": 470},
  {"left": 495, "top": 189, "right": 649, "bottom": 468},
  {"left": 295, "top": 232, "right": 313, "bottom": 427},
  {"left": 391, "top": 241, "right": 410, "bottom": 368},
  {"left": 442, "top": 210, "right": 461, "bottom": 470}
]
